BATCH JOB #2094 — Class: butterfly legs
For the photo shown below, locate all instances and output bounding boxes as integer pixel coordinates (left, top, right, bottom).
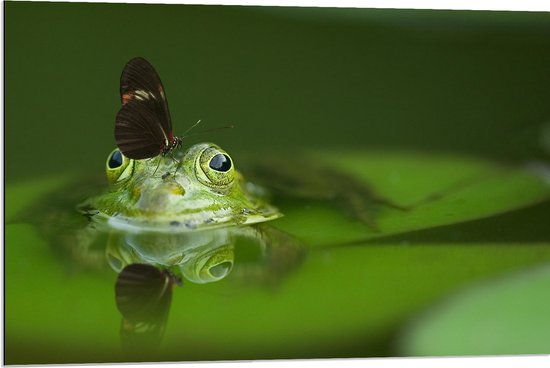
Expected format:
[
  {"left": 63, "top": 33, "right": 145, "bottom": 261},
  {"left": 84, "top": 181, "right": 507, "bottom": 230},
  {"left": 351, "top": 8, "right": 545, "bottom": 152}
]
[
  {"left": 148, "top": 154, "right": 177, "bottom": 178},
  {"left": 168, "top": 152, "right": 182, "bottom": 178},
  {"left": 158, "top": 152, "right": 182, "bottom": 179},
  {"left": 151, "top": 157, "right": 163, "bottom": 177}
]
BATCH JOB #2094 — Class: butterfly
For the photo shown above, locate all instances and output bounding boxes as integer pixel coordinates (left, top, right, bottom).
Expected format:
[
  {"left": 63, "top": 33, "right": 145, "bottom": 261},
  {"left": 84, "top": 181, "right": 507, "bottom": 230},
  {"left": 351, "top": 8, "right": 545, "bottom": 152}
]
[{"left": 115, "top": 57, "right": 182, "bottom": 160}]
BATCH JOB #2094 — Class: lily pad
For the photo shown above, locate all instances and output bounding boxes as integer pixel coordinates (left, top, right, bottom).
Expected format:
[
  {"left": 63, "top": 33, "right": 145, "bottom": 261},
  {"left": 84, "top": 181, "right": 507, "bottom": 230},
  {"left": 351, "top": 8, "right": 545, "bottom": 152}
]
[
  {"left": 397, "top": 264, "right": 550, "bottom": 356},
  {"left": 271, "top": 150, "right": 550, "bottom": 246}
]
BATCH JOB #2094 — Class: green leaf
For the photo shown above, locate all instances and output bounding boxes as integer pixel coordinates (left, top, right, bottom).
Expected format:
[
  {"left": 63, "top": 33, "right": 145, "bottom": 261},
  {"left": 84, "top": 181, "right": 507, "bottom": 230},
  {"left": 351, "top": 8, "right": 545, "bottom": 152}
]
[
  {"left": 272, "top": 150, "right": 550, "bottom": 246},
  {"left": 397, "top": 264, "right": 550, "bottom": 356}
]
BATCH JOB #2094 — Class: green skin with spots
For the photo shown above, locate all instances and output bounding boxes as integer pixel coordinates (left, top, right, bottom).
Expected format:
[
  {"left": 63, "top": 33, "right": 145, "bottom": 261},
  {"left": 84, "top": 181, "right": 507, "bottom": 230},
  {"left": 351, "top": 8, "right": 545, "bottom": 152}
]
[{"left": 80, "top": 143, "right": 282, "bottom": 233}]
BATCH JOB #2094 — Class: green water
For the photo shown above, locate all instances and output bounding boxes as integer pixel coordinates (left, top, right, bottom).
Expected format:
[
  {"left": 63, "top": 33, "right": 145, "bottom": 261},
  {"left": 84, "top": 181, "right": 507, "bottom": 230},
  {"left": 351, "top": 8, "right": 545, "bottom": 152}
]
[{"left": 5, "top": 2, "right": 550, "bottom": 364}]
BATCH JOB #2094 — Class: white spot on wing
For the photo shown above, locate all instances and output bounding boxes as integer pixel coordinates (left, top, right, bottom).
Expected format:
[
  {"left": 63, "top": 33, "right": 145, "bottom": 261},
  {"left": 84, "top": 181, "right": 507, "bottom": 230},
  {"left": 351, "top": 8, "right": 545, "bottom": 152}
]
[{"left": 133, "top": 89, "right": 156, "bottom": 101}]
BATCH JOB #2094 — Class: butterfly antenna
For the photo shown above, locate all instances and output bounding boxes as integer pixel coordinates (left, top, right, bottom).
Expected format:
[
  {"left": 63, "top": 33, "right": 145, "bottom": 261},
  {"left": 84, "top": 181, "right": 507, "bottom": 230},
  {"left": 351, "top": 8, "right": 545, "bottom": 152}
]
[{"left": 181, "top": 119, "right": 202, "bottom": 137}]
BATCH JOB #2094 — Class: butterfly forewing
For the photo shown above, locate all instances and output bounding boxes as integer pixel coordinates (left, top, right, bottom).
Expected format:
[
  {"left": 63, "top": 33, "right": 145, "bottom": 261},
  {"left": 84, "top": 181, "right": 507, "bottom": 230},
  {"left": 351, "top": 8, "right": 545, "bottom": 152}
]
[{"left": 115, "top": 57, "right": 173, "bottom": 159}]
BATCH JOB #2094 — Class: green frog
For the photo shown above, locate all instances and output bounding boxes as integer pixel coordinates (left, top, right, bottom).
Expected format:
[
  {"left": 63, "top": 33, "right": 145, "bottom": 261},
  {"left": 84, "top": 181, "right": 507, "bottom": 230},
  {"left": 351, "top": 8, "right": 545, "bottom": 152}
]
[{"left": 79, "top": 142, "right": 281, "bottom": 233}]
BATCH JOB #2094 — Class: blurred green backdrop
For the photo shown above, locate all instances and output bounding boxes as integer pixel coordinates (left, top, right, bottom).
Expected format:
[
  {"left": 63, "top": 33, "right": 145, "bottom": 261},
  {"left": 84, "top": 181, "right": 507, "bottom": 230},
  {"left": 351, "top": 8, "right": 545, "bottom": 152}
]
[
  {"left": 5, "top": 3, "right": 550, "bottom": 363},
  {"left": 6, "top": 2, "right": 550, "bottom": 182}
]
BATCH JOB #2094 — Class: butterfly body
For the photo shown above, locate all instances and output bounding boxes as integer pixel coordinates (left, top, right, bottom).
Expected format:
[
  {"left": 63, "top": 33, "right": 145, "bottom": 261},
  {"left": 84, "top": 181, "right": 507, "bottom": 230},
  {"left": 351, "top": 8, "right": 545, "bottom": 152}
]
[{"left": 160, "top": 133, "right": 182, "bottom": 157}]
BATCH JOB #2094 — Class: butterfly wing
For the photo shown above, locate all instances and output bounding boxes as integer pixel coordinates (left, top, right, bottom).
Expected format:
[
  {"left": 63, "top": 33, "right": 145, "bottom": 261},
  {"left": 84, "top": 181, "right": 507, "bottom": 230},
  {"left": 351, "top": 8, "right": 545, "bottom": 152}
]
[
  {"left": 115, "top": 101, "right": 169, "bottom": 159},
  {"left": 115, "top": 57, "right": 173, "bottom": 159}
]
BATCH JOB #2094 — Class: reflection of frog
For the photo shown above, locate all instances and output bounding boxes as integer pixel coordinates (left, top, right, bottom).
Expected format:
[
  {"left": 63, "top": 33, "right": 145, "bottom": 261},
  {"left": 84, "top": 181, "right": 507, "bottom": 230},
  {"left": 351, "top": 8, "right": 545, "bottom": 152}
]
[{"left": 106, "top": 224, "right": 302, "bottom": 285}]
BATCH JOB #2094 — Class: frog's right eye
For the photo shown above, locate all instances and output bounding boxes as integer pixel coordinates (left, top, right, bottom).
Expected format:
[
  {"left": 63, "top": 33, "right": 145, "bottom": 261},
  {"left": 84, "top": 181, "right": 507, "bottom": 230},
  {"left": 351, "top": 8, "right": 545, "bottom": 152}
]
[
  {"left": 195, "top": 145, "right": 235, "bottom": 190},
  {"left": 106, "top": 149, "right": 134, "bottom": 184}
]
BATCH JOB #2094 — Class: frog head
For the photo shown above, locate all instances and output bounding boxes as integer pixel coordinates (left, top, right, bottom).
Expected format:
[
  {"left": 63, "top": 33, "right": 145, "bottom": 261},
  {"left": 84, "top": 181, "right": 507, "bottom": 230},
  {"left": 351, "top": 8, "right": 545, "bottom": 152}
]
[{"left": 82, "top": 143, "right": 281, "bottom": 233}]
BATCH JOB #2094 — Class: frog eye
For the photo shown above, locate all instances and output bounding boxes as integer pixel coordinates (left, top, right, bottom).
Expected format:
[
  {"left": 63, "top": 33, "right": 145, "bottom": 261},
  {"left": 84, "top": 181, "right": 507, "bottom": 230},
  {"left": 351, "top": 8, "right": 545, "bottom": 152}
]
[
  {"left": 195, "top": 145, "right": 235, "bottom": 189},
  {"left": 108, "top": 150, "right": 123, "bottom": 169},
  {"left": 106, "top": 148, "right": 134, "bottom": 184}
]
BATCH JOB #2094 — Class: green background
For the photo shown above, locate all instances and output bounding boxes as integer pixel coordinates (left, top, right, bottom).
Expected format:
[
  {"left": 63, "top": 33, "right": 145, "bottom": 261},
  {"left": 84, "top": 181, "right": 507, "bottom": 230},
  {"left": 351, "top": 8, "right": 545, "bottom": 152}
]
[
  {"left": 5, "top": 1, "right": 550, "bottom": 364},
  {"left": 6, "top": 2, "right": 550, "bottom": 182}
]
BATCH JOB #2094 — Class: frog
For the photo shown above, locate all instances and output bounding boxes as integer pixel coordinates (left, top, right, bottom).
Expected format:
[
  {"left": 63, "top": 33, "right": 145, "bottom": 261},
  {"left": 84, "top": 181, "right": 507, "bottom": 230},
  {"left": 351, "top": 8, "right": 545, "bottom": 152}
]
[
  {"left": 71, "top": 142, "right": 305, "bottom": 286},
  {"left": 78, "top": 142, "right": 282, "bottom": 233}
]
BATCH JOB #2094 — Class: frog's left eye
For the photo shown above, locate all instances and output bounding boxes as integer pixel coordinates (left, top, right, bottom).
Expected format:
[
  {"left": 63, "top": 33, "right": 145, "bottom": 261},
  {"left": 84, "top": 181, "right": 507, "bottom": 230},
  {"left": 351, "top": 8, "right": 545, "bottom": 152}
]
[
  {"left": 106, "top": 148, "right": 134, "bottom": 184},
  {"left": 196, "top": 145, "right": 235, "bottom": 189}
]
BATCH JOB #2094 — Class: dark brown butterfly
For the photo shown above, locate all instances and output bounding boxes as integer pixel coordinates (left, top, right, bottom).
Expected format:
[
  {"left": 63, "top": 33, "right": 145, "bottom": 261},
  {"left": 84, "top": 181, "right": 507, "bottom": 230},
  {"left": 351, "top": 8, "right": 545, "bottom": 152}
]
[{"left": 115, "top": 57, "right": 182, "bottom": 160}]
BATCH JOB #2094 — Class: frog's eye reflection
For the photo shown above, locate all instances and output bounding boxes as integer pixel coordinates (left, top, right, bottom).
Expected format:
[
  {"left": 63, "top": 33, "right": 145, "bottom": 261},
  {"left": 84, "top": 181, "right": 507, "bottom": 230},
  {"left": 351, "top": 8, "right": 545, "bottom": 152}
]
[
  {"left": 209, "top": 261, "right": 232, "bottom": 278},
  {"left": 209, "top": 154, "right": 232, "bottom": 172},
  {"left": 108, "top": 150, "right": 123, "bottom": 169}
]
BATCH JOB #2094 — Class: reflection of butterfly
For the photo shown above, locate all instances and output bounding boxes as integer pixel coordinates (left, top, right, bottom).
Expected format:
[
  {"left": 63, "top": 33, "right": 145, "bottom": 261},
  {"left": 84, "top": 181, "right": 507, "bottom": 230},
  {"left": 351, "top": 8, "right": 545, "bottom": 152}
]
[
  {"left": 115, "top": 57, "right": 182, "bottom": 160},
  {"left": 115, "top": 264, "right": 179, "bottom": 351}
]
